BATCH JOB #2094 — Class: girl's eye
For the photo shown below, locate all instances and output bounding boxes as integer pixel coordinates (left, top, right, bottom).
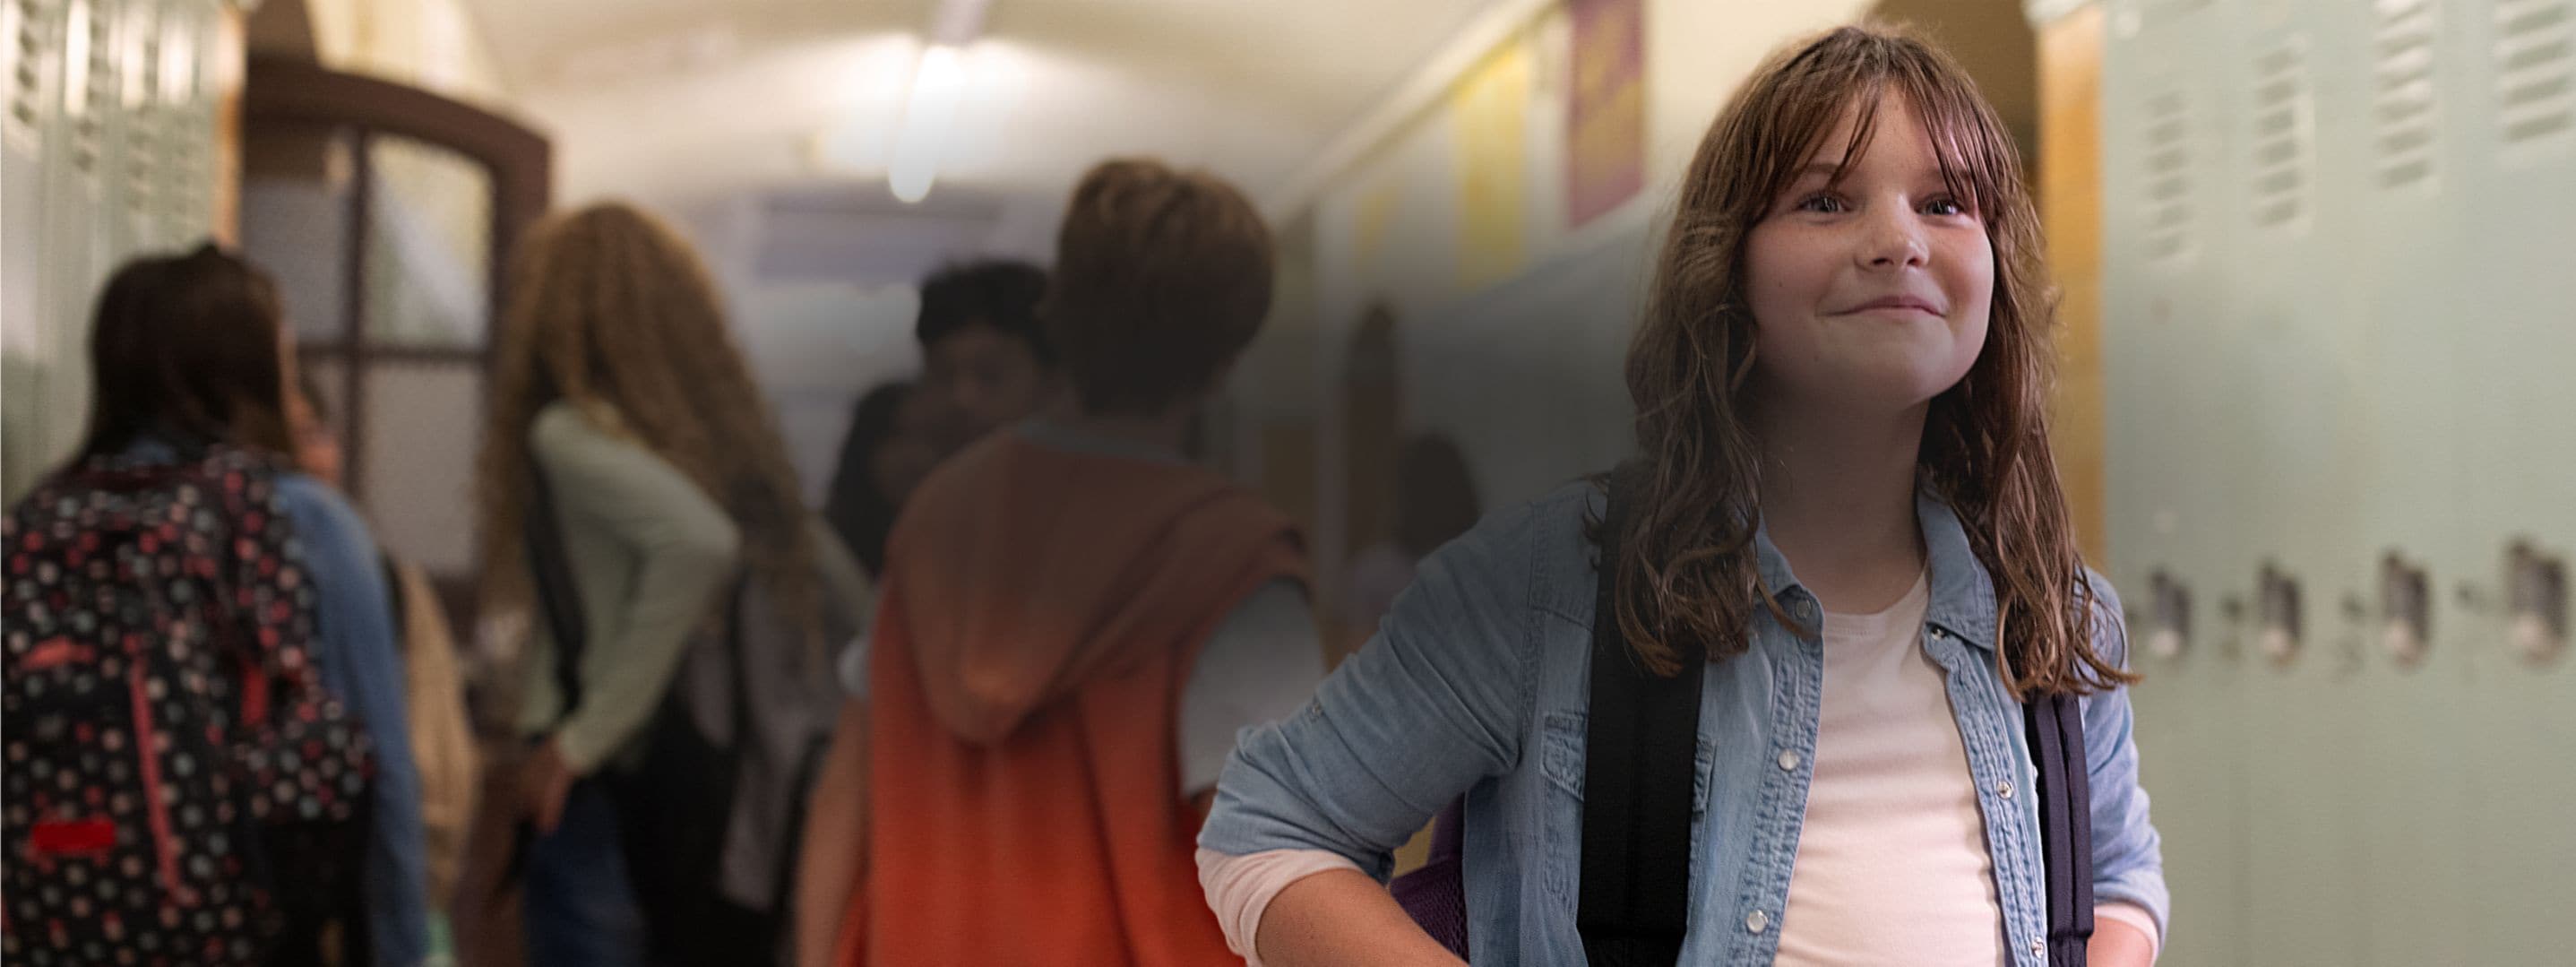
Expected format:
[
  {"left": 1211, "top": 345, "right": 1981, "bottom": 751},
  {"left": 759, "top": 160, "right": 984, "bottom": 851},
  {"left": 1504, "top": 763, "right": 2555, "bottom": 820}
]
[
  {"left": 1923, "top": 196, "right": 1971, "bottom": 217},
  {"left": 1795, "top": 194, "right": 1848, "bottom": 214}
]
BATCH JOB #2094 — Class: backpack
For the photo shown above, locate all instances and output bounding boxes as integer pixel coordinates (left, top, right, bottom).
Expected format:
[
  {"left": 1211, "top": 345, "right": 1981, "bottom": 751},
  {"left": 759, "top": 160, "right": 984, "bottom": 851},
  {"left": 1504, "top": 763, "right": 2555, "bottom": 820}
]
[
  {"left": 3, "top": 445, "right": 375, "bottom": 966},
  {"left": 1389, "top": 463, "right": 2097, "bottom": 965}
]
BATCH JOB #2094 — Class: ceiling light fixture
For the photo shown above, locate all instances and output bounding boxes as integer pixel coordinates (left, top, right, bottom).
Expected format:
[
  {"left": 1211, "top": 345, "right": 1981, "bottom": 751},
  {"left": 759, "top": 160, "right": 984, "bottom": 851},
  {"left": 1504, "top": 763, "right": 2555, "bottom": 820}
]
[
  {"left": 887, "top": 0, "right": 993, "bottom": 203},
  {"left": 887, "top": 45, "right": 963, "bottom": 203}
]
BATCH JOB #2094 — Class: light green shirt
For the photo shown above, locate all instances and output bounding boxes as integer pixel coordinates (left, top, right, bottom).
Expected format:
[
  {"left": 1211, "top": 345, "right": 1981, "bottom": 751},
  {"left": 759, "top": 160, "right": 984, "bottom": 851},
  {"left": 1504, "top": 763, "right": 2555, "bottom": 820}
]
[{"left": 514, "top": 401, "right": 867, "bottom": 773}]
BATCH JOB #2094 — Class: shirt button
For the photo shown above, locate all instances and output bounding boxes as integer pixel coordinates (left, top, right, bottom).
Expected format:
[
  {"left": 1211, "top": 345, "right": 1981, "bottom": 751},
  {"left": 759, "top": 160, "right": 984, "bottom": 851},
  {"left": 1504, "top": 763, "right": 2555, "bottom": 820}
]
[
  {"left": 1745, "top": 910, "right": 1770, "bottom": 934},
  {"left": 2029, "top": 937, "right": 2047, "bottom": 957},
  {"left": 1778, "top": 750, "right": 1802, "bottom": 772},
  {"left": 1997, "top": 780, "right": 2016, "bottom": 799}
]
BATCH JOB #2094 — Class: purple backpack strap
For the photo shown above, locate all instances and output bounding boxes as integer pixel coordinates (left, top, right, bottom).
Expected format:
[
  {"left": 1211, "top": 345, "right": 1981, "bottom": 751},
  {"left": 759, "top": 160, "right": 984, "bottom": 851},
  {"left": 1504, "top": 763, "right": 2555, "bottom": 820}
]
[
  {"left": 2029, "top": 691, "right": 2095, "bottom": 965},
  {"left": 1388, "top": 799, "right": 1469, "bottom": 957}
]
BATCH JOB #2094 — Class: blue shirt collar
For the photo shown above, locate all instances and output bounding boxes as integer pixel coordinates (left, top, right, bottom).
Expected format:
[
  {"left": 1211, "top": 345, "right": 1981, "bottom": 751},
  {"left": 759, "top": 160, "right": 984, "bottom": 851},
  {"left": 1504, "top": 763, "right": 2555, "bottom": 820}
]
[{"left": 1749, "top": 488, "right": 1998, "bottom": 652}]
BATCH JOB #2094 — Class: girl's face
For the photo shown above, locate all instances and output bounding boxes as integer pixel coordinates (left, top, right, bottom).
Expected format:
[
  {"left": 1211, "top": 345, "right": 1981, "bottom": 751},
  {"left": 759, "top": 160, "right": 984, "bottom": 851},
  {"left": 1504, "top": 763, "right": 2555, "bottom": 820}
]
[{"left": 1744, "top": 95, "right": 1993, "bottom": 418}]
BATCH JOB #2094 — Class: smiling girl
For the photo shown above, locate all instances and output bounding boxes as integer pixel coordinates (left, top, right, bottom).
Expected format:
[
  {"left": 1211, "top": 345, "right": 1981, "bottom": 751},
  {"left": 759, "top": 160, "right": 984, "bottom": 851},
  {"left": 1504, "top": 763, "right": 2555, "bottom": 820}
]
[{"left": 1197, "top": 25, "right": 2167, "bottom": 966}]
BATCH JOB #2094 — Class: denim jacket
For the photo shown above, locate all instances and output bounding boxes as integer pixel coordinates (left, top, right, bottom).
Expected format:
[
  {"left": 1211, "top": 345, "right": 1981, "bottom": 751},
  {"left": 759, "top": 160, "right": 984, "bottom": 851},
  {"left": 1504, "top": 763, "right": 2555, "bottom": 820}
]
[
  {"left": 271, "top": 474, "right": 429, "bottom": 967},
  {"left": 1202, "top": 480, "right": 2167, "bottom": 965}
]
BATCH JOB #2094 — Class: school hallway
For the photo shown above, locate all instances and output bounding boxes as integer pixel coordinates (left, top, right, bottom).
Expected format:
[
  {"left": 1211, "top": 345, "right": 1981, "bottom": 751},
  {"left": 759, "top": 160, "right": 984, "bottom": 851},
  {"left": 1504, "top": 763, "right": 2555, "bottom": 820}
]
[{"left": 4, "top": 0, "right": 2572, "bottom": 964}]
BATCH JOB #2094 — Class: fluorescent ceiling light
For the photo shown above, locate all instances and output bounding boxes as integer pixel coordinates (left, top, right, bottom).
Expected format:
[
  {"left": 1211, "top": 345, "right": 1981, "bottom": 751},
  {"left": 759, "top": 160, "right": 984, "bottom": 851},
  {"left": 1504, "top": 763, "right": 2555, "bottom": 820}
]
[{"left": 888, "top": 43, "right": 965, "bottom": 203}]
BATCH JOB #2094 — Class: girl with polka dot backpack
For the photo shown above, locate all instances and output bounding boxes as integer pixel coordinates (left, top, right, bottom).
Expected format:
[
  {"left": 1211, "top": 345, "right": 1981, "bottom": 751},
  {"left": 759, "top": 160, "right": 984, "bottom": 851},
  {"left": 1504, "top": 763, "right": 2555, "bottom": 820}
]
[{"left": 4, "top": 246, "right": 375, "bottom": 966}]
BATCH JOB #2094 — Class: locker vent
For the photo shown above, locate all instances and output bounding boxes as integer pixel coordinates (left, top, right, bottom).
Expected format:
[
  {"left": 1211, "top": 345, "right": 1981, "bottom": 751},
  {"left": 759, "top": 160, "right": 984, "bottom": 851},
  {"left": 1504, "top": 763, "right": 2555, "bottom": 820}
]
[
  {"left": 2142, "top": 84, "right": 2195, "bottom": 262},
  {"left": 123, "top": 5, "right": 157, "bottom": 224},
  {"left": 2374, "top": 0, "right": 2442, "bottom": 188},
  {"left": 6, "top": 0, "right": 52, "bottom": 143},
  {"left": 67, "top": 0, "right": 106, "bottom": 177},
  {"left": 2248, "top": 39, "right": 2312, "bottom": 229},
  {"left": 2496, "top": 0, "right": 2575, "bottom": 145}
]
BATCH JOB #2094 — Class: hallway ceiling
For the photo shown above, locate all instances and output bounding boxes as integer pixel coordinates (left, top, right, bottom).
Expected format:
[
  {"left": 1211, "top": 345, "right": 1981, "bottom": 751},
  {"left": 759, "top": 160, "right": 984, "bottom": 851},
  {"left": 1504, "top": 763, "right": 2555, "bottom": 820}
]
[{"left": 465, "top": 0, "right": 1497, "bottom": 264}]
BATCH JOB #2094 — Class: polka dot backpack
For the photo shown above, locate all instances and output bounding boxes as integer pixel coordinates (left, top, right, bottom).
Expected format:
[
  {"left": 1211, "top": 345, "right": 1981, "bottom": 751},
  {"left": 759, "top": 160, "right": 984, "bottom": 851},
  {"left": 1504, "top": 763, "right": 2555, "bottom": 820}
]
[{"left": 4, "top": 445, "right": 375, "bottom": 966}]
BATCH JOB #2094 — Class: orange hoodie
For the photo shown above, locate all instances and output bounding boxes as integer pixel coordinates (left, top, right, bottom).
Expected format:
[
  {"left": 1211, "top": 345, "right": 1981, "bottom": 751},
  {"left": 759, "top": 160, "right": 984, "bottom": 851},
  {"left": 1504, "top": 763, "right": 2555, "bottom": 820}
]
[{"left": 841, "top": 432, "right": 1307, "bottom": 965}]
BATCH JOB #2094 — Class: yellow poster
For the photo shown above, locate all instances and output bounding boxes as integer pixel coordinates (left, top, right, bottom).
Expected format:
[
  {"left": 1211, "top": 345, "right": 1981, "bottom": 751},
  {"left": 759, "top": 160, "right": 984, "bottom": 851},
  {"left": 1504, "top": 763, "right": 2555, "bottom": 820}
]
[
  {"left": 1451, "top": 39, "right": 1530, "bottom": 289},
  {"left": 1566, "top": 0, "right": 1646, "bottom": 229}
]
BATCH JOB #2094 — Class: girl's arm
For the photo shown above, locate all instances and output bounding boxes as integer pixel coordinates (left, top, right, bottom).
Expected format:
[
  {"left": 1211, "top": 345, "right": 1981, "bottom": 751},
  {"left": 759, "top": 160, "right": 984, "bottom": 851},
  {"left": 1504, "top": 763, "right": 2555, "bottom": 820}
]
[
  {"left": 1199, "top": 493, "right": 1564, "bottom": 963},
  {"left": 2088, "top": 916, "right": 2157, "bottom": 967},
  {"left": 1253, "top": 869, "right": 1465, "bottom": 967}
]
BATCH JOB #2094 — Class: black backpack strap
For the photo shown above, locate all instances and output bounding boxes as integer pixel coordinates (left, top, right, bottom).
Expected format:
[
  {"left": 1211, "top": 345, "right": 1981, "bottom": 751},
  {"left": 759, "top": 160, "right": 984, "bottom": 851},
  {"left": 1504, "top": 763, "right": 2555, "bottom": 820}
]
[
  {"left": 524, "top": 458, "right": 589, "bottom": 721},
  {"left": 719, "top": 575, "right": 754, "bottom": 754},
  {"left": 2029, "top": 691, "right": 2095, "bottom": 965},
  {"left": 1576, "top": 461, "right": 1702, "bottom": 967},
  {"left": 500, "top": 442, "right": 601, "bottom": 893},
  {"left": 378, "top": 554, "right": 409, "bottom": 641}
]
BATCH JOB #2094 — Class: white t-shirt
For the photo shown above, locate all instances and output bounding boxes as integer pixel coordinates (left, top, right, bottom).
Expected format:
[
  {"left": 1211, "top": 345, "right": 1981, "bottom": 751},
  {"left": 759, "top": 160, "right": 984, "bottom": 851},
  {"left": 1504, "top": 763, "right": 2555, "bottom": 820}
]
[{"left": 1775, "top": 573, "right": 2005, "bottom": 964}]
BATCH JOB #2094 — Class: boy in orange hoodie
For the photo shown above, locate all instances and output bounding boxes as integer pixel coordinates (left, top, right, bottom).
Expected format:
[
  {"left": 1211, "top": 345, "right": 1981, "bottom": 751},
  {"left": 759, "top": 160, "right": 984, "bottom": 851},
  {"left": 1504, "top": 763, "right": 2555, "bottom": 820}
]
[{"left": 796, "top": 158, "right": 1320, "bottom": 966}]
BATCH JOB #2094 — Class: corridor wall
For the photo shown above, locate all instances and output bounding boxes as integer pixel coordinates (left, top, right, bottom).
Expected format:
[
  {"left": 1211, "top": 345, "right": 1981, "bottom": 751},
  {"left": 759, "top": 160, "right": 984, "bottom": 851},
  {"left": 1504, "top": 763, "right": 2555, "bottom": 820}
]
[{"left": 1267, "top": 0, "right": 1879, "bottom": 603}]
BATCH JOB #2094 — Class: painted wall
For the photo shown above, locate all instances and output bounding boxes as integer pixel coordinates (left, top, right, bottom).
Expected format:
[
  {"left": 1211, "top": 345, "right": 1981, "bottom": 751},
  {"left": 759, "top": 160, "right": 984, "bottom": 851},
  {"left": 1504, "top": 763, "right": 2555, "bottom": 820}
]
[{"left": 1253, "top": 0, "right": 1896, "bottom": 621}]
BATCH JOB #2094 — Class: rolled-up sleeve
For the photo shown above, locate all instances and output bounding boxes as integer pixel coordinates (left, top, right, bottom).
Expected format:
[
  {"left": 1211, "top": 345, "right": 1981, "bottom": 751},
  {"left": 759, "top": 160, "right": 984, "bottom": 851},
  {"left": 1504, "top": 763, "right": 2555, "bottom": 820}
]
[
  {"left": 1198, "top": 500, "right": 1543, "bottom": 880},
  {"left": 2081, "top": 573, "right": 2171, "bottom": 944}
]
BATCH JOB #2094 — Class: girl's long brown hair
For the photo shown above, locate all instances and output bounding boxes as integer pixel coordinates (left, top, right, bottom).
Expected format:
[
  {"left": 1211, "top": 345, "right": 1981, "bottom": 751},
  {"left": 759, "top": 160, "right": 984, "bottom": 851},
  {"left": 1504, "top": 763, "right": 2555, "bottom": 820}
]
[
  {"left": 477, "top": 203, "right": 816, "bottom": 628},
  {"left": 79, "top": 244, "right": 297, "bottom": 461},
  {"left": 1615, "top": 24, "right": 2132, "bottom": 697}
]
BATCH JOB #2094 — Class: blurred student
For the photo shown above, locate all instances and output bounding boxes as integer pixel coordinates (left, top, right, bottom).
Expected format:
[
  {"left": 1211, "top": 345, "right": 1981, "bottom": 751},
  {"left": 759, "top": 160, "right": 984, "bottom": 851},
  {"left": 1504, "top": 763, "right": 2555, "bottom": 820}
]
[
  {"left": 3, "top": 245, "right": 415, "bottom": 966},
  {"left": 909, "top": 259, "right": 1061, "bottom": 455},
  {"left": 797, "top": 266, "right": 1069, "bottom": 959},
  {"left": 289, "top": 376, "right": 480, "bottom": 961},
  {"left": 478, "top": 203, "right": 865, "bottom": 967},
  {"left": 797, "top": 159, "right": 1318, "bottom": 966},
  {"left": 823, "top": 381, "right": 940, "bottom": 583}
]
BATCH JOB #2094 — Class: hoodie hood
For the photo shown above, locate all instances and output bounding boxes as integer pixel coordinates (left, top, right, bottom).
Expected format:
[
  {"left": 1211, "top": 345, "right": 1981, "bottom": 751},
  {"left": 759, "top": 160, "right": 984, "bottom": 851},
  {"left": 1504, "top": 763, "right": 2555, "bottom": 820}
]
[{"left": 882, "top": 432, "right": 1307, "bottom": 745}]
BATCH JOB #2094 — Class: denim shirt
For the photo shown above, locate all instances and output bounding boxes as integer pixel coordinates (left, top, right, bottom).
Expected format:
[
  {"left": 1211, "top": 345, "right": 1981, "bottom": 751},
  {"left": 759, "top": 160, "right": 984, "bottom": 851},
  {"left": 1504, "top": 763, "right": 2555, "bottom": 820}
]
[
  {"left": 271, "top": 474, "right": 430, "bottom": 967},
  {"left": 1201, "top": 480, "right": 2167, "bottom": 966}
]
